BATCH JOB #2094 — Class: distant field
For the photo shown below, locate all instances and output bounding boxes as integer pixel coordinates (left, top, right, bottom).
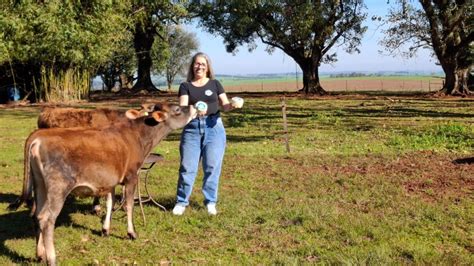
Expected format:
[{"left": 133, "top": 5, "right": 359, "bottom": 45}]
[
  {"left": 213, "top": 76, "right": 445, "bottom": 93},
  {"left": 159, "top": 75, "right": 445, "bottom": 92}
]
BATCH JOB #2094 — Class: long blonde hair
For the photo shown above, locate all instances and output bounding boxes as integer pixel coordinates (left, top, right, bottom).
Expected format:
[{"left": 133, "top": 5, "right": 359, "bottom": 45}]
[{"left": 186, "top": 52, "right": 215, "bottom": 82}]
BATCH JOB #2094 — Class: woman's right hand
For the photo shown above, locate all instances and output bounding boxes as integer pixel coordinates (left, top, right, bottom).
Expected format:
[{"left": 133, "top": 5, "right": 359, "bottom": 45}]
[{"left": 195, "top": 101, "right": 208, "bottom": 116}]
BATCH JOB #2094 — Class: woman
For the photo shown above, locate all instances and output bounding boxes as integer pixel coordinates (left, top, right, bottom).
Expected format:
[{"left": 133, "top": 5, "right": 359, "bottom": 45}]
[{"left": 172, "top": 52, "right": 240, "bottom": 216}]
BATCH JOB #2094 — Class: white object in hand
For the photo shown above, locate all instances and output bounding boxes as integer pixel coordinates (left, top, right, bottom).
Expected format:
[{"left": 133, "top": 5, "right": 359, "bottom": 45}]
[
  {"left": 231, "top": 97, "right": 244, "bottom": 108},
  {"left": 195, "top": 101, "right": 208, "bottom": 112}
]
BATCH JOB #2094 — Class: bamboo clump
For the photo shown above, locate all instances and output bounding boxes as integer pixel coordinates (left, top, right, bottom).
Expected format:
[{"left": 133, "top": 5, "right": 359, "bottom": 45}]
[{"left": 40, "top": 66, "right": 90, "bottom": 102}]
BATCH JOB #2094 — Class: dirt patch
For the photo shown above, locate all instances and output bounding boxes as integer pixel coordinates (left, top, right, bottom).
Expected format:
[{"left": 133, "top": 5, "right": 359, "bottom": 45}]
[
  {"left": 275, "top": 151, "right": 473, "bottom": 203},
  {"left": 396, "top": 152, "right": 473, "bottom": 202}
]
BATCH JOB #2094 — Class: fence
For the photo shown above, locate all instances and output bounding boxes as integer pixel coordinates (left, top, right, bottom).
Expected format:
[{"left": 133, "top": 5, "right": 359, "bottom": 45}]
[{"left": 222, "top": 78, "right": 444, "bottom": 93}]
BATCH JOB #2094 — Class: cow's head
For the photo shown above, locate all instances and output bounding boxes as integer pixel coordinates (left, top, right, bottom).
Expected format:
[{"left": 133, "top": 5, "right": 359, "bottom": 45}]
[{"left": 125, "top": 102, "right": 196, "bottom": 130}]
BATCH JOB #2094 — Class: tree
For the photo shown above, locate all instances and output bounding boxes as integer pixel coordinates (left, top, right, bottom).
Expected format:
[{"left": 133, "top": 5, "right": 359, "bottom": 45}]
[
  {"left": 97, "top": 40, "right": 136, "bottom": 92},
  {"left": 150, "top": 28, "right": 170, "bottom": 89},
  {"left": 130, "top": 1, "right": 187, "bottom": 93},
  {"left": 0, "top": 1, "right": 132, "bottom": 102},
  {"left": 380, "top": 0, "right": 473, "bottom": 95},
  {"left": 149, "top": 25, "right": 198, "bottom": 91},
  {"left": 163, "top": 25, "right": 199, "bottom": 91},
  {"left": 192, "top": 0, "right": 367, "bottom": 94}
]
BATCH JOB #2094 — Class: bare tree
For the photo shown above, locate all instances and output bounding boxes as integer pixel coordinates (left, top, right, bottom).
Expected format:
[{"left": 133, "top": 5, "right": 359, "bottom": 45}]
[{"left": 164, "top": 25, "right": 198, "bottom": 91}]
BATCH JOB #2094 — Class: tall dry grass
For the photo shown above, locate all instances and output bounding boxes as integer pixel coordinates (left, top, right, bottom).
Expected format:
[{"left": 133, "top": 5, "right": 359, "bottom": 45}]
[{"left": 40, "top": 66, "right": 90, "bottom": 102}]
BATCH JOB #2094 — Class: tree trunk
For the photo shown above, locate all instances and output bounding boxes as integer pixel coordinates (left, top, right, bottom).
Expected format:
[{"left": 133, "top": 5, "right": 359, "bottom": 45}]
[
  {"left": 166, "top": 70, "right": 174, "bottom": 91},
  {"left": 301, "top": 62, "right": 326, "bottom": 95},
  {"left": 132, "top": 23, "right": 160, "bottom": 93},
  {"left": 119, "top": 73, "right": 134, "bottom": 90},
  {"left": 440, "top": 65, "right": 472, "bottom": 96},
  {"left": 166, "top": 77, "right": 173, "bottom": 91},
  {"left": 101, "top": 74, "right": 115, "bottom": 92}
]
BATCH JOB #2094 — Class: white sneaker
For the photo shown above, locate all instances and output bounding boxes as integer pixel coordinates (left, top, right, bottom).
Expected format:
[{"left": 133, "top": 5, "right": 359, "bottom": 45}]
[
  {"left": 172, "top": 205, "right": 186, "bottom": 216},
  {"left": 206, "top": 203, "right": 217, "bottom": 215}
]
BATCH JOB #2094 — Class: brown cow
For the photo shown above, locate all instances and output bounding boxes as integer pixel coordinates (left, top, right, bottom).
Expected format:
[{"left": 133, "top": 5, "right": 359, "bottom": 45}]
[
  {"left": 10, "top": 102, "right": 196, "bottom": 266},
  {"left": 36, "top": 104, "right": 155, "bottom": 213},
  {"left": 37, "top": 104, "right": 155, "bottom": 129}
]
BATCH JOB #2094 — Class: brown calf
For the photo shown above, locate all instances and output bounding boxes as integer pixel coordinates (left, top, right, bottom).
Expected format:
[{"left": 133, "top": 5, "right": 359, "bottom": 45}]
[
  {"left": 11, "top": 103, "right": 195, "bottom": 266},
  {"left": 37, "top": 103, "right": 156, "bottom": 128},
  {"left": 36, "top": 104, "right": 155, "bottom": 213}
]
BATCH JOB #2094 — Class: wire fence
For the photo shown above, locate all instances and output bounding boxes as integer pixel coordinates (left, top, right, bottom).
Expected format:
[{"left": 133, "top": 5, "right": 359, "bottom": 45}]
[{"left": 221, "top": 78, "right": 445, "bottom": 93}]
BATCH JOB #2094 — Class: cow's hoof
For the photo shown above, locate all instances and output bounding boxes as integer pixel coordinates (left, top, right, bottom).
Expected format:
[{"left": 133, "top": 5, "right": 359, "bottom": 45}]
[
  {"left": 102, "top": 228, "right": 110, "bottom": 237},
  {"left": 36, "top": 255, "right": 46, "bottom": 263},
  {"left": 92, "top": 205, "right": 102, "bottom": 215},
  {"left": 127, "top": 232, "right": 137, "bottom": 240}
]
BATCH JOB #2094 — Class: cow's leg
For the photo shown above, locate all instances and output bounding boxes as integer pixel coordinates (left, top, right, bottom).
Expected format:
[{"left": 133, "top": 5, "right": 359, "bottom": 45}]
[
  {"left": 39, "top": 190, "right": 67, "bottom": 266},
  {"left": 33, "top": 189, "right": 47, "bottom": 262},
  {"left": 33, "top": 165, "right": 68, "bottom": 266},
  {"left": 101, "top": 190, "right": 115, "bottom": 236},
  {"left": 92, "top": 196, "right": 101, "bottom": 215},
  {"left": 124, "top": 178, "right": 137, "bottom": 239},
  {"left": 38, "top": 211, "right": 56, "bottom": 266},
  {"left": 31, "top": 156, "right": 47, "bottom": 262}
]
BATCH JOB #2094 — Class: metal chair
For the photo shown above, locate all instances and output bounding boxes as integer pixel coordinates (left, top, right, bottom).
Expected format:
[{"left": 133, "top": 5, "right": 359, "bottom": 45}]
[
  {"left": 136, "top": 153, "right": 166, "bottom": 225},
  {"left": 115, "top": 153, "right": 165, "bottom": 225}
]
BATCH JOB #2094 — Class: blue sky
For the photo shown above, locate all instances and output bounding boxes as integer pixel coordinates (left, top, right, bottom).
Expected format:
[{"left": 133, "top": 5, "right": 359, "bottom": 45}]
[{"left": 185, "top": 1, "right": 442, "bottom": 75}]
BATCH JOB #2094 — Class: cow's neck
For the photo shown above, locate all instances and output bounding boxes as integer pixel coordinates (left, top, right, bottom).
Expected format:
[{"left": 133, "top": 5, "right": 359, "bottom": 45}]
[{"left": 129, "top": 119, "right": 174, "bottom": 160}]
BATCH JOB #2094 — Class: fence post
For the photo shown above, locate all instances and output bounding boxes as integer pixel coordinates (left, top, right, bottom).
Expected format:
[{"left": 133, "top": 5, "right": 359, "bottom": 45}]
[{"left": 281, "top": 97, "right": 290, "bottom": 153}]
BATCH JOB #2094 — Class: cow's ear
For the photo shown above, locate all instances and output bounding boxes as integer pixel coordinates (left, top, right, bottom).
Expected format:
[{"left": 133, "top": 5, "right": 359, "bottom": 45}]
[
  {"left": 151, "top": 111, "right": 169, "bottom": 122},
  {"left": 125, "top": 109, "right": 142, "bottom": 120}
]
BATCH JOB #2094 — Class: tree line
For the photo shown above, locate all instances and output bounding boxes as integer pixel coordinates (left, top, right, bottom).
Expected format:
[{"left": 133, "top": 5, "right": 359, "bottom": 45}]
[{"left": 0, "top": 0, "right": 472, "bottom": 103}]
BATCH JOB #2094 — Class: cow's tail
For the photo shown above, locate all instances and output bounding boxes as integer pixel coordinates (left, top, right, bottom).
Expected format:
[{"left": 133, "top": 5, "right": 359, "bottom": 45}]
[{"left": 7, "top": 135, "right": 35, "bottom": 211}]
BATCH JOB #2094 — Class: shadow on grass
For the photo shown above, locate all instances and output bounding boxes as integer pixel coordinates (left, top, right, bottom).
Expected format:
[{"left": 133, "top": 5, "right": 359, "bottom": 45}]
[
  {"left": 139, "top": 196, "right": 203, "bottom": 211},
  {"left": 0, "top": 205, "right": 34, "bottom": 263},
  {"left": 339, "top": 107, "right": 474, "bottom": 119},
  {"left": 453, "top": 157, "right": 474, "bottom": 165},
  {"left": 0, "top": 193, "right": 19, "bottom": 204},
  {"left": 0, "top": 193, "right": 117, "bottom": 263},
  {"left": 163, "top": 131, "right": 271, "bottom": 143}
]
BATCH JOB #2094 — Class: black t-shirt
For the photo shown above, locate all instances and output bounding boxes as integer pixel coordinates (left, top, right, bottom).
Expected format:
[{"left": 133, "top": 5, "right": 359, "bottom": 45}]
[{"left": 178, "top": 79, "right": 225, "bottom": 115}]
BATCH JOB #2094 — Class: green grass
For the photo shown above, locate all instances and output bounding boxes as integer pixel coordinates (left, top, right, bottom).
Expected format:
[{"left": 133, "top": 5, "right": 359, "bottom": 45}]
[{"left": 0, "top": 93, "right": 473, "bottom": 264}]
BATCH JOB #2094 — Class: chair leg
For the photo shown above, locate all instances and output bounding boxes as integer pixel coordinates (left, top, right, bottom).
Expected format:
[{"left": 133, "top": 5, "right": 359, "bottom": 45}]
[{"left": 137, "top": 173, "right": 146, "bottom": 226}]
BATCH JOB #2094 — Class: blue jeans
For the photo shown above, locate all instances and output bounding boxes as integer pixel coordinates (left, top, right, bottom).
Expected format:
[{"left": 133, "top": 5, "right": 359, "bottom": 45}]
[{"left": 176, "top": 114, "right": 226, "bottom": 206}]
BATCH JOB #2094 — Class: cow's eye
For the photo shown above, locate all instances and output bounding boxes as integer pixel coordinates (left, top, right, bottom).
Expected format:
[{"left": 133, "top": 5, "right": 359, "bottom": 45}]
[{"left": 174, "top": 106, "right": 181, "bottom": 113}]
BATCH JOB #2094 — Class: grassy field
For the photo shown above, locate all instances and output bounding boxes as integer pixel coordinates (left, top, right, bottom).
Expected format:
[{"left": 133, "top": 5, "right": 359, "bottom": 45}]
[{"left": 0, "top": 92, "right": 473, "bottom": 264}]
